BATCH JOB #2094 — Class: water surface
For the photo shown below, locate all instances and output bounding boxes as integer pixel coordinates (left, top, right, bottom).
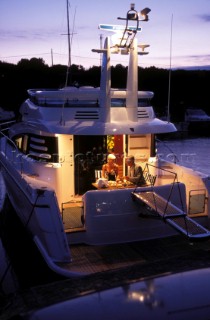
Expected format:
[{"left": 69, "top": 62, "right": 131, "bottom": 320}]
[{"left": 157, "top": 137, "right": 210, "bottom": 176}]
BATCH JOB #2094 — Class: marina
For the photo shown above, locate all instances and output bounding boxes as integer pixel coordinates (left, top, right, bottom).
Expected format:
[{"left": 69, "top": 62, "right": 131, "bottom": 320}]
[
  {"left": 1, "top": 4, "right": 210, "bottom": 318},
  {"left": 185, "top": 109, "right": 210, "bottom": 135}
]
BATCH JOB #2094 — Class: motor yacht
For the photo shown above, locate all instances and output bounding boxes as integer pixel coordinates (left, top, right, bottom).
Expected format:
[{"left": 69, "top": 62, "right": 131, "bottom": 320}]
[{"left": 0, "top": 4, "right": 210, "bottom": 287}]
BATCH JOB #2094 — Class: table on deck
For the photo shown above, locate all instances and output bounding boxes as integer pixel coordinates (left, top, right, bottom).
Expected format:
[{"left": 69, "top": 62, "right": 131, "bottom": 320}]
[{"left": 92, "top": 182, "right": 135, "bottom": 190}]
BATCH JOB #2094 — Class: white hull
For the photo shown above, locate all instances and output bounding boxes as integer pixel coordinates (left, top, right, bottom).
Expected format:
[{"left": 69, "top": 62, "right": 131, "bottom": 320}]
[
  {"left": 1, "top": 145, "right": 209, "bottom": 258},
  {"left": 0, "top": 153, "right": 71, "bottom": 263}
]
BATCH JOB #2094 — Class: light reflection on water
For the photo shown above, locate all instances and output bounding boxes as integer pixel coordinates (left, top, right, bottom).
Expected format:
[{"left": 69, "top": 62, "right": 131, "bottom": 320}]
[{"left": 157, "top": 137, "right": 210, "bottom": 176}]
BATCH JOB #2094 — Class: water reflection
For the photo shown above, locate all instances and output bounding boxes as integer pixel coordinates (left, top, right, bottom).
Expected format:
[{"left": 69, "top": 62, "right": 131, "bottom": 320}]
[{"left": 125, "top": 279, "right": 164, "bottom": 309}]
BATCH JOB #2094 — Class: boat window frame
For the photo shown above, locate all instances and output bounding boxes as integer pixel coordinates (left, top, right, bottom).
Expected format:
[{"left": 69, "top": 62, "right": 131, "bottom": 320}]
[{"left": 12, "top": 133, "right": 59, "bottom": 163}]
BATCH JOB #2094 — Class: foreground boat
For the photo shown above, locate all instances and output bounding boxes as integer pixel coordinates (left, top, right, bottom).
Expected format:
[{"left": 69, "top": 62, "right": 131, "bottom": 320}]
[
  {"left": 0, "top": 4, "right": 210, "bottom": 290},
  {"left": 10, "top": 267, "right": 210, "bottom": 320}
]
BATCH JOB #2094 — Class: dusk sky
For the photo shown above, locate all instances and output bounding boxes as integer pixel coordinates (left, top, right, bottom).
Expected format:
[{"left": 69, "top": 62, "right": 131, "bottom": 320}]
[{"left": 0, "top": 0, "right": 210, "bottom": 69}]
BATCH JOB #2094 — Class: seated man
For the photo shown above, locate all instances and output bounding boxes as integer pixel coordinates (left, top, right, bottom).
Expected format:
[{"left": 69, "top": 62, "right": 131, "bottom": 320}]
[{"left": 124, "top": 155, "right": 146, "bottom": 186}]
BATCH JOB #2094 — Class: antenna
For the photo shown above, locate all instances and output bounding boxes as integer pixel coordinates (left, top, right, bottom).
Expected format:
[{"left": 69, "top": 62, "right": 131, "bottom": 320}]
[
  {"left": 63, "top": 0, "right": 77, "bottom": 87},
  {"left": 117, "top": 4, "right": 151, "bottom": 49},
  {"left": 167, "top": 14, "right": 173, "bottom": 122},
  {"left": 100, "top": 34, "right": 103, "bottom": 66},
  {"left": 66, "top": 0, "right": 71, "bottom": 69},
  {"left": 60, "top": 0, "right": 77, "bottom": 125},
  {"left": 51, "top": 48, "right": 54, "bottom": 66}
]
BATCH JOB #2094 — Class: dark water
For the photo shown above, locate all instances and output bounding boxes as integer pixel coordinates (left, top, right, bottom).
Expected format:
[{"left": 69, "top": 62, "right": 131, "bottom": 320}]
[{"left": 157, "top": 137, "right": 210, "bottom": 176}]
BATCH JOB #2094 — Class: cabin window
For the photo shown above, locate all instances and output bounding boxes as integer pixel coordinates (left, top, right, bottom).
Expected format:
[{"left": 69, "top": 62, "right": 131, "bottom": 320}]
[
  {"left": 14, "top": 136, "right": 23, "bottom": 150},
  {"left": 31, "top": 98, "right": 99, "bottom": 108},
  {"left": 138, "top": 99, "right": 151, "bottom": 107},
  {"left": 13, "top": 134, "right": 28, "bottom": 154},
  {"left": 23, "top": 135, "right": 28, "bottom": 153},
  {"left": 110, "top": 98, "right": 151, "bottom": 108},
  {"left": 28, "top": 135, "right": 59, "bottom": 162},
  {"left": 13, "top": 134, "right": 59, "bottom": 162},
  {"left": 111, "top": 98, "right": 126, "bottom": 107}
]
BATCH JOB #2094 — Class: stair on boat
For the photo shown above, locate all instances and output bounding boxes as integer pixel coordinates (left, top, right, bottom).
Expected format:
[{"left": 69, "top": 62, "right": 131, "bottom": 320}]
[
  {"left": 62, "top": 200, "right": 85, "bottom": 232},
  {"left": 132, "top": 191, "right": 210, "bottom": 240}
]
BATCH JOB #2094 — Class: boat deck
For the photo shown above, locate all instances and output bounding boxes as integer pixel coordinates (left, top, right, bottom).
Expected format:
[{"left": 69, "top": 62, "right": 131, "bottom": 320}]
[
  {"left": 4, "top": 235, "right": 210, "bottom": 320},
  {"left": 57, "top": 241, "right": 148, "bottom": 274}
]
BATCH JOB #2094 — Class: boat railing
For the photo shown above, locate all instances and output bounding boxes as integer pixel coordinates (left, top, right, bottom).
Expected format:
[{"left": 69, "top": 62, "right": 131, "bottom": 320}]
[
  {"left": 142, "top": 163, "right": 186, "bottom": 218},
  {"left": 0, "top": 129, "right": 18, "bottom": 161},
  {"left": 0, "top": 120, "right": 16, "bottom": 132},
  {"left": 28, "top": 93, "right": 153, "bottom": 110},
  {"left": 144, "top": 162, "right": 178, "bottom": 183}
]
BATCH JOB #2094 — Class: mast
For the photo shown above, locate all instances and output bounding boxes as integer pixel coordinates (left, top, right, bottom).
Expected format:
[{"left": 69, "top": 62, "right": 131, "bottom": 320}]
[
  {"left": 60, "top": 0, "right": 75, "bottom": 125},
  {"left": 167, "top": 14, "right": 173, "bottom": 122},
  {"left": 64, "top": 0, "right": 76, "bottom": 86},
  {"left": 64, "top": 0, "right": 71, "bottom": 87}
]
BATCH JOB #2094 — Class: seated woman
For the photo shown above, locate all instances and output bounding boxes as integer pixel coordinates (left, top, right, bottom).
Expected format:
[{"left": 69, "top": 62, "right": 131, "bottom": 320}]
[{"left": 102, "top": 154, "right": 119, "bottom": 181}]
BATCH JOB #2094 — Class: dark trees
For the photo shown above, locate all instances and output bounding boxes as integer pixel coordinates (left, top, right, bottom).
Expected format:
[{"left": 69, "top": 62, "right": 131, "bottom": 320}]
[{"left": 0, "top": 58, "right": 210, "bottom": 122}]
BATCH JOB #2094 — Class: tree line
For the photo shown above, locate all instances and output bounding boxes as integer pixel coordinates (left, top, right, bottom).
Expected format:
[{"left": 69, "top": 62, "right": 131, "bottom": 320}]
[{"left": 0, "top": 58, "right": 210, "bottom": 122}]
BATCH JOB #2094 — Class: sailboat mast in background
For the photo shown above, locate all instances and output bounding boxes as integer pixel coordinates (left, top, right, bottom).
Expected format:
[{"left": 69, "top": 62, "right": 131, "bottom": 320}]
[{"left": 65, "top": 0, "right": 76, "bottom": 86}]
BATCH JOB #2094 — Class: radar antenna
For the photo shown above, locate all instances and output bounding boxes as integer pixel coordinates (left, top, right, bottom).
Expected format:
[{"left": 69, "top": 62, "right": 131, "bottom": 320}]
[{"left": 117, "top": 3, "right": 151, "bottom": 48}]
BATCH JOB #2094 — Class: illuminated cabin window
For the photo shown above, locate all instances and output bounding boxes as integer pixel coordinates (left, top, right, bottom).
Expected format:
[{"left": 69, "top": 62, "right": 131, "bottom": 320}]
[
  {"left": 23, "top": 135, "right": 28, "bottom": 153},
  {"left": 13, "top": 134, "right": 59, "bottom": 162},
  {"left": 14, "top": 136, "right": 23, "bottom": 150},
  {"left": 111, "top": 99, "right": 126, "bottom": 107}
]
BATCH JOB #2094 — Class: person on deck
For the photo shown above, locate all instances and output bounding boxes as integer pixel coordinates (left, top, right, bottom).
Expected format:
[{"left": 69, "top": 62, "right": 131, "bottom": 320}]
[
  {"left": 102, "top": 154, "right": 119, "bottom": 181},
  {"left": 124, "top": 155, "right": 146, "bottom": 186}
]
